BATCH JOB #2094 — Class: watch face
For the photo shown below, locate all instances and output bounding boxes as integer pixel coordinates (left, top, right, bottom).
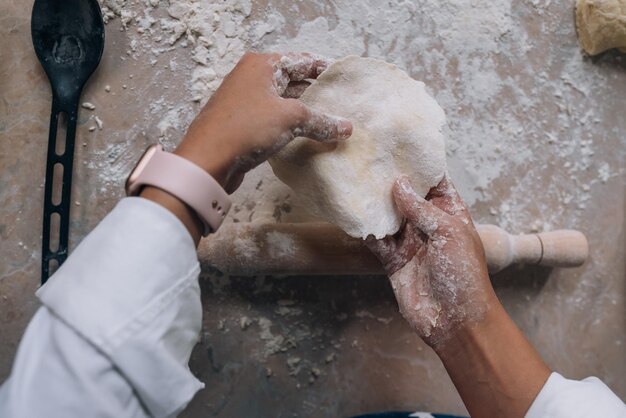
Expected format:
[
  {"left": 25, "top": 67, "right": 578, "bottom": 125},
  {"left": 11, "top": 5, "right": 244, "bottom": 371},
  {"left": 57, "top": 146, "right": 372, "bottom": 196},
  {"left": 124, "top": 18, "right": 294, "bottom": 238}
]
[{"left": 125, "top": 144, "right": 161, "bottom": 195}]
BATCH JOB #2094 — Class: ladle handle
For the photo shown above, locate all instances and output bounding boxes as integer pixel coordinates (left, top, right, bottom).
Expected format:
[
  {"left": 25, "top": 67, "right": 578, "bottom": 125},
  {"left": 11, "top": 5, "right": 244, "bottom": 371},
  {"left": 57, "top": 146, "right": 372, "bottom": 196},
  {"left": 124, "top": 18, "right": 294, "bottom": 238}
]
[{"left": 41, "top": 97, "right": 79, "bottom": 284}]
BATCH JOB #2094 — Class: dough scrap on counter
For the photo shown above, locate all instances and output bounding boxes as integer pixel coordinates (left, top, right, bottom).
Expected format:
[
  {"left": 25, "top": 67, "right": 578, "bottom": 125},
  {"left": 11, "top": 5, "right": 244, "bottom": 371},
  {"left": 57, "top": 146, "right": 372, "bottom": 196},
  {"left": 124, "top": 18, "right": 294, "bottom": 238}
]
[
  {"left": 576, "top": 0, "right": 626, "bottom": 55},
  {"left": 269, "top": 56, "right": 446, "bottom": 239}
]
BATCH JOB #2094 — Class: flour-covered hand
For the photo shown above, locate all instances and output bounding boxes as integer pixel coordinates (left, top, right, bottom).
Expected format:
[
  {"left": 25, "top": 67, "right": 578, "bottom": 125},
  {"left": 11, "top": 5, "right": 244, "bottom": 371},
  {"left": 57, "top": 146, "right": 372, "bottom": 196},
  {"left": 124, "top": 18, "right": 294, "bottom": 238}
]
[
  {"left": 175, "top": 52, "right": 352, "bottom": 193},
  {"left": 367, "top": 175, "right": 496, "bottom": 347}
]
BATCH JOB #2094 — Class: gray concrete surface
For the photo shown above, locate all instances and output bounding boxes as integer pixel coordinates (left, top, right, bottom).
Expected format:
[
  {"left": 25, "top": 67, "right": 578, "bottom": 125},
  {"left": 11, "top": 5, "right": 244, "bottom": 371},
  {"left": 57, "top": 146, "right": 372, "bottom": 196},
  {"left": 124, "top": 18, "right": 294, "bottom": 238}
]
[{"left": 1, "top": 1, "right": 624, "bottom": 416}]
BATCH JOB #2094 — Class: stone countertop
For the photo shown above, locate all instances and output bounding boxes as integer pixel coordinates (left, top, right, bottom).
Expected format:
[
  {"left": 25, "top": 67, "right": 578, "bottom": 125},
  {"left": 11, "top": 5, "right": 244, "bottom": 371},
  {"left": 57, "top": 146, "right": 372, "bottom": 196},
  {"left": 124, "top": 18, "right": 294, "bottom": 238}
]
[{"left": 1, "top": 1, "right": 624, "bottom": 416}]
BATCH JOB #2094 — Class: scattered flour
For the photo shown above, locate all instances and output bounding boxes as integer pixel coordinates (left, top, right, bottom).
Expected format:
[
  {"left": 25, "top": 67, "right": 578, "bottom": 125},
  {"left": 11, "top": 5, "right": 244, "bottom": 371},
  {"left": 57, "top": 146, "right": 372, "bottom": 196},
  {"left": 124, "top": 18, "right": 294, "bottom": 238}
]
[
  {"left": 233, "top": 236, "right": 260, "bottom": 261},
  {"left": 102, "top": 1, "right": 619, "bottom": 278},
  {"left": 96, "top": 0, "right": 621, "bottom": 235},
  {"left": 93, "top": 116, "right": 104, "bottom": 130},
  {"left": 265, "top": 231, "right": 295, "bottom": 258},
  {"left": 78, "top": 1, "right": 625, "bottom": 405}
]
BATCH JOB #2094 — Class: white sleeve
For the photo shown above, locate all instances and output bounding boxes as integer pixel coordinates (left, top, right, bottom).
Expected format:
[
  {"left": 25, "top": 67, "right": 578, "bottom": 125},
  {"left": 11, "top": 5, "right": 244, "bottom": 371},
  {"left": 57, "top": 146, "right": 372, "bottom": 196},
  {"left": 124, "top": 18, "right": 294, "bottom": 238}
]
[
  {"left": 526, "top": 372, "right": 626, "bottom": 418},
  {"left": 0, "top": 197, "right": 204, "bottom": 418}
]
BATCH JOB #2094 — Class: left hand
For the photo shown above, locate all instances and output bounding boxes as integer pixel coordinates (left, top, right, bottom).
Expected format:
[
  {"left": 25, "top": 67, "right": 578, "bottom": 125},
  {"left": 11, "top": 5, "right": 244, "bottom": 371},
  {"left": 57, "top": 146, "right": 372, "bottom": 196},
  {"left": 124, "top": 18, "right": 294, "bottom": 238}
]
[{"left": 174, "top": 52, "right": 353, "bottom": 193}]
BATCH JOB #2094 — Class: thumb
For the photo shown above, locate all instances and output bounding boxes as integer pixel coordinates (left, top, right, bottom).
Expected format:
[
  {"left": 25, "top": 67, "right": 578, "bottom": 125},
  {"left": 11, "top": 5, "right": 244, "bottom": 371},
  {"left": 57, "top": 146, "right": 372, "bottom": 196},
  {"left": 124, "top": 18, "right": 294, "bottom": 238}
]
[{"left": 393, "top": 176, "right": 451, "bottom": 238}]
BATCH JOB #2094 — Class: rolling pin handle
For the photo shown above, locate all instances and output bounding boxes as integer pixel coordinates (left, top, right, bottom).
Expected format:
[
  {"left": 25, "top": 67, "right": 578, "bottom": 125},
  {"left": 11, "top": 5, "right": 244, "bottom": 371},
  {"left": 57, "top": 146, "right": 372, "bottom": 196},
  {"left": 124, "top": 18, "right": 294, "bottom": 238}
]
[{"left": 535, "top": 230, "right": 589, "bottom": 268}]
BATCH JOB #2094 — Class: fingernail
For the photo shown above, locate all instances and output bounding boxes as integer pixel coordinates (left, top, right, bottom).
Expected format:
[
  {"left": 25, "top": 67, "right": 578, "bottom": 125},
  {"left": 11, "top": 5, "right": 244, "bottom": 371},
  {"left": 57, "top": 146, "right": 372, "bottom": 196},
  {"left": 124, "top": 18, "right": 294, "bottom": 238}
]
[
  {"left": 336, "top": 118, "right": 352, "bottom": 140},
  {"left": 315, "top": 59, "right": 330, "bottom": 74},
  {"left": 394, "top": 177, "right": 425, "bottom": 205},
  {"left": 395, "top": 176, "right": 414, "bottom": 196}
]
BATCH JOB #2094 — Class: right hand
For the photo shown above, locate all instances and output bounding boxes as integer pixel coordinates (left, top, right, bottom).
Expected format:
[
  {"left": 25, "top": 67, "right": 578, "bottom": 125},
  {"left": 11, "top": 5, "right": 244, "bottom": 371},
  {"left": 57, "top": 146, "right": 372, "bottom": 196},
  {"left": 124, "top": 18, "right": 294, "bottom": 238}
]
[{"left": 366, "top": 175, "right": 497, "bottom": 348}]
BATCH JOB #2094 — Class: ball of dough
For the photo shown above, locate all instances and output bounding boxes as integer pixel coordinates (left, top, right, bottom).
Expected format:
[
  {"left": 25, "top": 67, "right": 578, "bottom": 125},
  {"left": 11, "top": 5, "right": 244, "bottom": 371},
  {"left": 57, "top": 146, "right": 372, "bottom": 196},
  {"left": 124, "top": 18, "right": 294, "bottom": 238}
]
[
  {"left": 576, "top": 0, "right": 626, "bottom": 55},
  {"left": 269, "top": 56, "right": 447, "bottom": 239}
]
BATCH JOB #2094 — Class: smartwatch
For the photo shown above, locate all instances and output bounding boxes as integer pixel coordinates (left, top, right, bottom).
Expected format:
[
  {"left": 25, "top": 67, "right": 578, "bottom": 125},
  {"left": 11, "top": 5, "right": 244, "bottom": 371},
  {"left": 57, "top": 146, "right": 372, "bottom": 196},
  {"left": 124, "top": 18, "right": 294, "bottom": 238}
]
[{"left": 125, "top": 144, "right": 231, "bottom": 236}]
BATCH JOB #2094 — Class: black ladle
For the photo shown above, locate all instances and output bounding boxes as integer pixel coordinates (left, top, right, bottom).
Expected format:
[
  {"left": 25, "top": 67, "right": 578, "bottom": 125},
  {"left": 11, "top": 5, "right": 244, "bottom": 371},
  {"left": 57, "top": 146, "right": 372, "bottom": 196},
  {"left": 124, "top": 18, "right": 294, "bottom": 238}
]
[{"left": 31, "top": 0, "right": 105, "bottom": 284}]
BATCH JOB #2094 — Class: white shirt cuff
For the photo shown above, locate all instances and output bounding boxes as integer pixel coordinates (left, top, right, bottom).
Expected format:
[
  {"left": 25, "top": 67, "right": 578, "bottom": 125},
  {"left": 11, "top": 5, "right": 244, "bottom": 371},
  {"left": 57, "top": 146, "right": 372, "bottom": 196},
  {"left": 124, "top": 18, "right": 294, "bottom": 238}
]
[{"left": 526, "top": 372, "right": 626, "bottom": 418}]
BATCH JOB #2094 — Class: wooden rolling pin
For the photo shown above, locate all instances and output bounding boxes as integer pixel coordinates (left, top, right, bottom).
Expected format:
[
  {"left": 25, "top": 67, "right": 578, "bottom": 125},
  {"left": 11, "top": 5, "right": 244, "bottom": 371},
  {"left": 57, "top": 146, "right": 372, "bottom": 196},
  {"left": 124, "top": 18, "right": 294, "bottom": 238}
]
[{"left": 198, "top": 222, "right": 589, "bottom": 276}]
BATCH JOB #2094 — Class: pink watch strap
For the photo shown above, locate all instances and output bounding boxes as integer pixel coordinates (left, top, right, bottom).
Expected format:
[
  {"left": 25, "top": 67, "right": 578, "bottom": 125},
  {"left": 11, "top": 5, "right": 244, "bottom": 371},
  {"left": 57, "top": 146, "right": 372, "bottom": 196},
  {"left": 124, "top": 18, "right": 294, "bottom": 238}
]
[{"left": 127, "top": 145, "right": 231, "bottom": 236}]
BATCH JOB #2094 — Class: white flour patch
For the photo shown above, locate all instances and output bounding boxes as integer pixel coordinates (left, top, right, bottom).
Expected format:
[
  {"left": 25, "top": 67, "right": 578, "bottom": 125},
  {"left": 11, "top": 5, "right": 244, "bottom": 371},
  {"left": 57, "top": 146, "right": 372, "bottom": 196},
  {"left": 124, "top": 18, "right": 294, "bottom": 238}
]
[
  {"left": 271, "top": 17, "right": 366, "bottom": 57},
  {"left": 265, "top": 231, "right": 295, "bottom": 258},
  {"left": 233, "top": 237, "right": 260, "bottom": 261}
]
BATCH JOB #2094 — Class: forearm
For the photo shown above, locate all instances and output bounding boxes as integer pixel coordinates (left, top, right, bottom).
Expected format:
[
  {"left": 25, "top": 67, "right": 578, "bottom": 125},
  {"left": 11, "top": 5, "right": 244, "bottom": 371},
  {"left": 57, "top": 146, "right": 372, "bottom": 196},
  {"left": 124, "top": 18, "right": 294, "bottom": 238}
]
[{"left": 436, "top": 299, "right": 551, "bottom": 418}]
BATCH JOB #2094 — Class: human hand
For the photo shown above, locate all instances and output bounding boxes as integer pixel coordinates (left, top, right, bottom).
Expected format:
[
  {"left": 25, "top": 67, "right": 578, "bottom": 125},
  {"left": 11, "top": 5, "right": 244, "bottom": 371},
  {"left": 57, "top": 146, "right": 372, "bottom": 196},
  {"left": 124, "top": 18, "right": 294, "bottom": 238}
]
[
  {"left": 366, "top": 175, "right": 497, "bottom": 348},
  {"left": 175, "top": 52, "right": 353, "bottom": 193}
]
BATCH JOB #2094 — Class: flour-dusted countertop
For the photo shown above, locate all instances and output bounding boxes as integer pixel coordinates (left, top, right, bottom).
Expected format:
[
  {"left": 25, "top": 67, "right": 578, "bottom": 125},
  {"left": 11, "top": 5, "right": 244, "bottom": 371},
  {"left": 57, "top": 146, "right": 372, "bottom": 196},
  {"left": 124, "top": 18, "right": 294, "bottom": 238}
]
[{"left": 0, "top": 1, "right": 624, "bottom": 416}]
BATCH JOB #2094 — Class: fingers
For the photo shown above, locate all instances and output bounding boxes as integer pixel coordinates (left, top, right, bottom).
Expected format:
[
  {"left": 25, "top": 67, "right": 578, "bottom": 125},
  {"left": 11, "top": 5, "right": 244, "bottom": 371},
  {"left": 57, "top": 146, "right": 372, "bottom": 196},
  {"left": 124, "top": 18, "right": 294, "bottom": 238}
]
[
  {"left": 282, "top": 80, "right": 311, "bottom": 99},
  {"left": 388, "top": 267, "right": 420, "bottom": 316},
  {"left": 269, "top": 53, "right": 352, "bottom": 142},
  {"left": 365, "top": 220, "right": 421, "bottom": 275},
  {"left": 272, "top": 52, "right": 330, "bottom": 95},
  {"left": 365, "top": 235, "right": 397, "bottom": 261},
  {"left": 393, "top": 176, "right": 452, "bottom": 237},
  {"left": 286, "top": 100, "right": 352, "bottom": 142},
  {"left": 426, "top": 173, "right": 472, "bottom": 223},
  {"left": 279, "top": 52, "right": 330, "bottom": 81},
  {"left": 387, "top": 258, "right": 427, "bottom": 326}
]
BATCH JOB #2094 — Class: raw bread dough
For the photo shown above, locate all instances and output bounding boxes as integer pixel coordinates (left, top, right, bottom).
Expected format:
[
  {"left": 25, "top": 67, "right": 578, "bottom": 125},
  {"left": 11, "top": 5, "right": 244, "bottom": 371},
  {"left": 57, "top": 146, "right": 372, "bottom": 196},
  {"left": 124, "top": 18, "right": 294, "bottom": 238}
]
[
  {"left": 576, "top": 0, "right": 626, "bottom": 55},
  {"left": 269, "top": 56, "right": 446, "bottom": 239}
]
